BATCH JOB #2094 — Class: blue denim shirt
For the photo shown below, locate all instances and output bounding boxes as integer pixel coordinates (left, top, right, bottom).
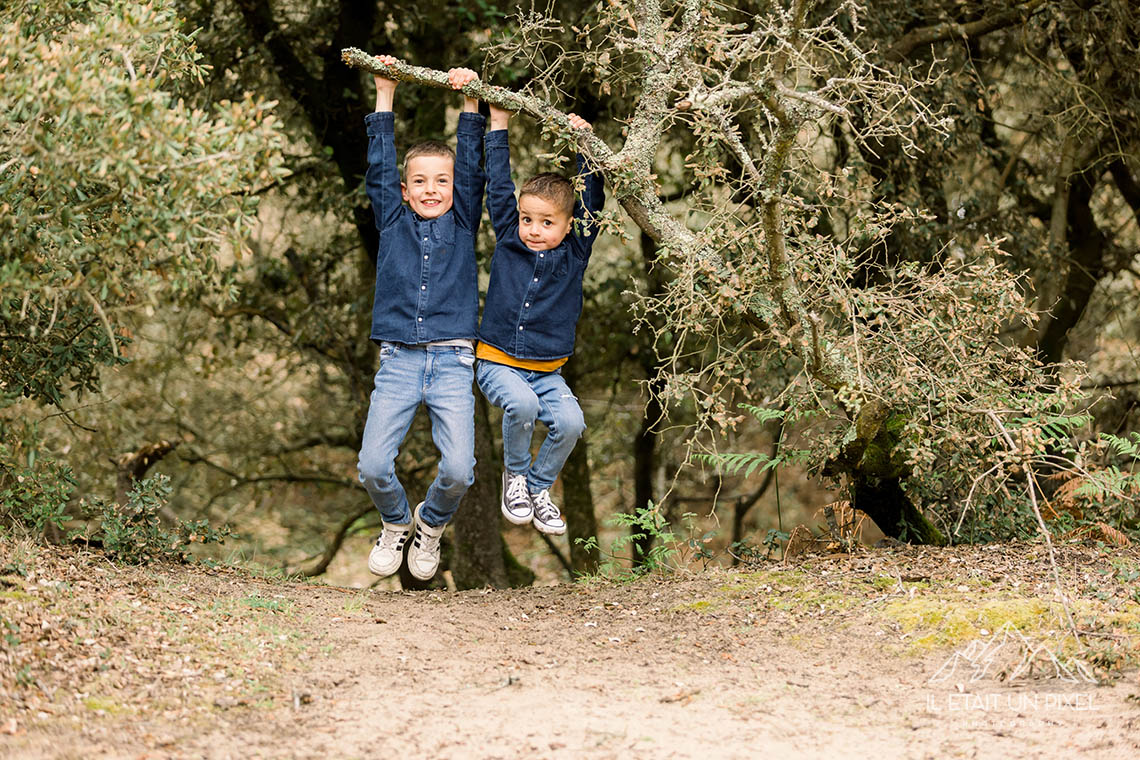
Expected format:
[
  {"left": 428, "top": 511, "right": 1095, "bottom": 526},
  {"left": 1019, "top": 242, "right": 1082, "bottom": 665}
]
[
  {"left": 365, "top": 111, "right": 486, "bottom": 344},
  {"left": 478, "top": 129, "right": 605, "bottom": 361}
]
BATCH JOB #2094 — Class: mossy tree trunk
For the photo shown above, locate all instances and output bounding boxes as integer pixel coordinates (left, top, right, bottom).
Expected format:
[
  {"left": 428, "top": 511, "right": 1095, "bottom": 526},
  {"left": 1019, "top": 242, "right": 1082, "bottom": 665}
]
[{"left": 826, "top": 400, "right": 947, "bottom": 546}]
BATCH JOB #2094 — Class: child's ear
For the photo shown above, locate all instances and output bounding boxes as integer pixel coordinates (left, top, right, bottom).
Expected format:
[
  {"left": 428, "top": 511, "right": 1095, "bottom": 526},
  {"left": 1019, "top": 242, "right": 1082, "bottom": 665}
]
[{"left": 400, "top": 182, "right": 409, "bottom": 202}]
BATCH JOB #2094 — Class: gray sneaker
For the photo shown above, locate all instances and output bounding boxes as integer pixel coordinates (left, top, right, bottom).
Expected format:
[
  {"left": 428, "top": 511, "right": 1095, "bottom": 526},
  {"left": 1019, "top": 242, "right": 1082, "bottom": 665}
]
[
  {"left": 531, "top": 488, "right": 566, "bottom": 535},
  {"left": 407, "top": 502, "right": 446, "bottom": 580},
  {"left": 368, "top": 520, "right": 411, "bottom": 577},
  {"left": 501, "top": 471, "right": 534, "bottom": 524}
]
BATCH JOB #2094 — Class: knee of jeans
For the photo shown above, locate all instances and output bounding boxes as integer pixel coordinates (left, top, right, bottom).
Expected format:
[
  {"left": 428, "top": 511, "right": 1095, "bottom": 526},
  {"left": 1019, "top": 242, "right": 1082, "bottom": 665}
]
[
  {"left": 437, "top": 458, "right": 475, "bottom": 492},
  {"left": 551, "top": 406, "right": 586, "bottom": 441},
  {"left": 505, "top": 395, "right": 540, "bottom": 424},
  {"left": 357, "top": 452, "right": 396, "bottom": 487}
]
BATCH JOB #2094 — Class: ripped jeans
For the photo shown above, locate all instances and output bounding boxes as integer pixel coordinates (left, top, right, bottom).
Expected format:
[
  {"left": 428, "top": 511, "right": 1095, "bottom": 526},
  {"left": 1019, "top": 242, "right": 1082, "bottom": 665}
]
[
  {"left": 475, "top": 361, "right": 585, "bottom": 493},
  {"left": 357, "top": 342, "right": 476, "bottom": 527}
]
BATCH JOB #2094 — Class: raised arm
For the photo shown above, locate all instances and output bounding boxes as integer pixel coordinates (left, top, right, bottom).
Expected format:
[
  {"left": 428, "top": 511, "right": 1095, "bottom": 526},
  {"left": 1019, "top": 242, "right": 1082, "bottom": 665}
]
[
  {"left": 448, "top": 68, "right": 486, "bottom": 234},
  {"left": 364, "top": 58, "right": 403, "bottom": 232},
  {"left": 484, "top": 104, "right": 519, "bottom": 239}
]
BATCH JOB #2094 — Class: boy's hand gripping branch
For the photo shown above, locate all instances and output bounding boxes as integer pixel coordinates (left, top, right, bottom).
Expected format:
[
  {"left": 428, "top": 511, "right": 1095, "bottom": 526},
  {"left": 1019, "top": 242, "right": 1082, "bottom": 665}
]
[{"left": 342, "top": 49, "right": 607, "bottom": 163}]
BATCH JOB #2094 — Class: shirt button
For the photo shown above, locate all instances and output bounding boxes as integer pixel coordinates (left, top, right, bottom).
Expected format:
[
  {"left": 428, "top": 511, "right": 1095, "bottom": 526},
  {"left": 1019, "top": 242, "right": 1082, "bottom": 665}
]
[
  {"left": 423, "top": 236, "right": 428, "bottom": 241},
  {"left": 533, "top": 277, "right": 538, "bottom": 282},
  {"left": 518, "top": 326, "right": 524, "bottom": 331},
  {"left": 424, "top": 255, "right": 429, "bottom": 260},
  {"left": 418, "top": 317, "right": 423, "bottom": 322},
  {"left": 540, "top": 253, "right": 544, "bottom": 258},
  {"left": 524, "top": 303, "right": 530, "bottom": 308},
  {"left": 421, "top": 285, "right": 426, "bottom": 290}
]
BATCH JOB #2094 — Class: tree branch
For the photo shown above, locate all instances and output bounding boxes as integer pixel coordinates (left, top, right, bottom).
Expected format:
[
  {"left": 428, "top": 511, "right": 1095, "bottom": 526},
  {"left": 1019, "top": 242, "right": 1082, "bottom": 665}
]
[
  {"left": 1109, "top": 158, "right": 1140, "bottom": 227},
  {"left": 885, "top": 0, "right": 1047, "bottom": 63},
  {"left": 297, "top": 504, "right": 374, "bottom": 577},
  {"left": 179, "top": 450, "right": 361, "bottom": 492},
  {"left": 269, "top": 432, "right": 361, "bottom": 455}
]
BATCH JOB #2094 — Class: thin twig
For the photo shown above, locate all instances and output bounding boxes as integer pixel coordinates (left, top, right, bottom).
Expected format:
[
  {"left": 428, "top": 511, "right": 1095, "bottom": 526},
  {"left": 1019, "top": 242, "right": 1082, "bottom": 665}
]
[
  {"left": 985, "top": 410, "right": 1080, "bottom": 642},
  {"left": 81, "top": 289, "right": 118, "bottom": 358}
]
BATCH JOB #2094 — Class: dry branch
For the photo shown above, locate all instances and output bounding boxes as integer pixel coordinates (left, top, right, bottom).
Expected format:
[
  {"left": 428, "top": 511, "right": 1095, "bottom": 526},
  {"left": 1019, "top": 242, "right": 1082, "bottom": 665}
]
[{"left": 885, "top": 0, "right": 1047, "bottom": 62}]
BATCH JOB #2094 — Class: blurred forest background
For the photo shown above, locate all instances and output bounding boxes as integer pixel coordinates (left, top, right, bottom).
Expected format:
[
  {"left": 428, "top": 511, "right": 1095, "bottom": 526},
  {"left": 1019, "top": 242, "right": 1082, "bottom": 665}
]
[{"left": 3, "top": 0, "right": 1139, "bottom": 589}]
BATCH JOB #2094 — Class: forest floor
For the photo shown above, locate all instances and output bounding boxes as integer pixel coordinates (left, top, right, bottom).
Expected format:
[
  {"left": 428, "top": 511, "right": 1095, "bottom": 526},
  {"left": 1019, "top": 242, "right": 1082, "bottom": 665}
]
[{"left": 1, "top": 539, "right": 1139, "bottom": 759}]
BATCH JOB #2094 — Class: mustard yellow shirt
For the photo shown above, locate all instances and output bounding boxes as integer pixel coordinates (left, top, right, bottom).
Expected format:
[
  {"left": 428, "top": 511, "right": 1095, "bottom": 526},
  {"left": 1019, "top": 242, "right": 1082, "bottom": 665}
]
[{"left": 476, "top": 342, "right": 568, "bottom": 372}]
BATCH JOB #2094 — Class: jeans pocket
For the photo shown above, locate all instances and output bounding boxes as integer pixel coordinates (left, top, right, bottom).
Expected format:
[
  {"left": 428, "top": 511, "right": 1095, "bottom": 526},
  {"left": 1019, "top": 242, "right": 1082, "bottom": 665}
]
[{"left": 457, "top": 351, "right": 475, "bottom": 368}]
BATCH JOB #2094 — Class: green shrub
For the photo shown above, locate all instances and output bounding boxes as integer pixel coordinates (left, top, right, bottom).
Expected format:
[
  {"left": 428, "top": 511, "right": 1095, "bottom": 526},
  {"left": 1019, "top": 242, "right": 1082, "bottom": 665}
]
[
  {"left": 82, "top": 475, "right": 231, "bottom": 565},
  {"left": 0, "top": 442, "right": 74, "bottom": 535}
]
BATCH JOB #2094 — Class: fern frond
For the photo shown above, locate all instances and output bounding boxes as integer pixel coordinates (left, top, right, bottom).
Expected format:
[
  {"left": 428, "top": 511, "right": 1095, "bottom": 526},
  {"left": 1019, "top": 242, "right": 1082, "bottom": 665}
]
[
  {"left": 694, "top": 451, "right": 778, "bottom": 477},
  {"left": 1074, "top": 466, "right": 1131, "bottom": 502},
  {"left": 1096, "top": 522, "right": 1131, "bottom": 547},
  {"left": 737, "top": 403, "right": 786, "bottom": 424},
  {"left": 1062, "top": 522, "right": 1132, "bottom": 547},
  {"left": 1102, "top": 432, "right": 1140, "bottom": 460}
]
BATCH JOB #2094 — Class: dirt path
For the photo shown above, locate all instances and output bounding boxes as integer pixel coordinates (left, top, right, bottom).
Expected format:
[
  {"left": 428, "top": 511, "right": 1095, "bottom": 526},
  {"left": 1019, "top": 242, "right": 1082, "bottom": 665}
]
[{"left": 2, "top": 542, "right": 1139, "bottom": 759}]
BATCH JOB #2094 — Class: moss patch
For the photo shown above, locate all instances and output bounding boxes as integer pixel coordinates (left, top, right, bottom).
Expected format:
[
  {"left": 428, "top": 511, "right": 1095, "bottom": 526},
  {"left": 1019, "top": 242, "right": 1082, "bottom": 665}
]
[
  {"left": 82, "top": 696, "right": 126, "bottom": 715},
  {"left": 672, "top": 599, "right": 720, "bottom": 613},
  {"left": 883, "top": 597, "right": 1057, "bottom": 651}
]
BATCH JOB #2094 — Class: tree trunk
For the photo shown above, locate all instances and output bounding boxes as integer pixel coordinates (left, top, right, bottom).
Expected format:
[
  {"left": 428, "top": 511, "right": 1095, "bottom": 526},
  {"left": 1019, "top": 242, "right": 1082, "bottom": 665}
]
[
  {"left": 1035, "top": 164, "right": 1107, "bottom": 365},
  {"left": 731, "top": 463, "right": 777, "bottom": 565},
  {"left": 631, "top": 230, "right": 666, "bottom": 568},
  {"left": 450, "top": 394, "right": 508, "bottom": 588},
  {"left": 825, "top": 400, "right": 947, "bottom": 545},
  {"left": 850, "top": 475, "right": 946, "bottom": 546},
  {"left": 450, "top": 393, "right": 534, "bottom": 590},
  {"left": 560, "top": 361, "right": 598, "bottom": 575},
  {"left": 631, "top": 384, "right": 662, "bottom": 567}
]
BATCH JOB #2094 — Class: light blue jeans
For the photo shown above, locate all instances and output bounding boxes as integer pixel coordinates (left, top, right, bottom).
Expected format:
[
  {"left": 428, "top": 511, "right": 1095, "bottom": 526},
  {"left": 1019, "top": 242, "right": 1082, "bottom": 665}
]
[
  {"left": 357, "top": 343, "right": 476, "bottom": 527},
  {"left": 475, "top": 360, "right": 585, "bottom": 492}
]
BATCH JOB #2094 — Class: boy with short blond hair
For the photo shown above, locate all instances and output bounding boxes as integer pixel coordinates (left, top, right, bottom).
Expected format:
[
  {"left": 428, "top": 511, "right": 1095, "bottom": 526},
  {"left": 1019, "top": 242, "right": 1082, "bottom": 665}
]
[
  {"left": 357, "top": 58, "right": 485, "bottom": 581},
  {"left": 476, "top": 106, "right": 605, "bottom": 535}
]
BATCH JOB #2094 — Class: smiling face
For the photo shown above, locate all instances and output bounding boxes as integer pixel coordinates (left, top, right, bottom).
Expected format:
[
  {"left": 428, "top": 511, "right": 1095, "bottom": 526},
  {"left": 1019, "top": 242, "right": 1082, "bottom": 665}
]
[
  {"left": 517, "top": 194, "right": 573, "bottom": 251},
  {"left": 401, "top": 154, "right": 455, "bottom": 218}
]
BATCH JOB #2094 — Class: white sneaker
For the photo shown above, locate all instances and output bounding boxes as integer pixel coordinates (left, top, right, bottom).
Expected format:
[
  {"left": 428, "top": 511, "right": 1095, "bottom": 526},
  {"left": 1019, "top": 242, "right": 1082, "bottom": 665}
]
[
  {"left": 407, "top": 502, "right": 446, "bottom": 580},
  {"left": 531, "top": 489, "right": 566, "bottom": 535},
  {"left": 368, "top": 520, "right": 411, "bottom": 577},
  {"left": 501, "top": 471, "right": 534, "bottom": 524}
]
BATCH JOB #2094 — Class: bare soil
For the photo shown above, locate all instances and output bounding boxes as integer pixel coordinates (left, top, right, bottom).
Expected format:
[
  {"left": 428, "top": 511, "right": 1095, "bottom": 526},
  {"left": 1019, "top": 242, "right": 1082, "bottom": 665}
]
[{"left": 2, "top": 540, "right": 1139, "bottom": 759}]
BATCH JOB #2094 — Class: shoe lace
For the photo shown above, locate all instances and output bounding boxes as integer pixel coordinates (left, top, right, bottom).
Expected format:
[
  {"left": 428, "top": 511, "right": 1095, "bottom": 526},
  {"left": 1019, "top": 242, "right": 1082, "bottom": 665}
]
[
  {"left": 378, "top": 526, "right": 408, "bottom": 551},
  {"left": 505, "top": 474, "right": 530, "bottom": 507},
  {"left": 532, "top": 489, "right": 561, "bottom": 522},
  {"left": 414, "top": 523, "right": 443, "bottom": 555}
]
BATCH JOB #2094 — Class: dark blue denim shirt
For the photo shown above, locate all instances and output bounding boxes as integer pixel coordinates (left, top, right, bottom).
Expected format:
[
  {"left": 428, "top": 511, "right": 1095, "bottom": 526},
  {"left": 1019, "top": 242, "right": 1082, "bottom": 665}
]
[
  {"left": 478, "top": 129, "right": 605, "bottom": 361},
  {"left": 365, "top": 110, "right": 486, "bottom": 344}
]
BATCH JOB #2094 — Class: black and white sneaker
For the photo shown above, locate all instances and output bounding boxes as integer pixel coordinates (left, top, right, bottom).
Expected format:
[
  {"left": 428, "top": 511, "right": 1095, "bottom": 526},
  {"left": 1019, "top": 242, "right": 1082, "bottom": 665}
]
[
  {"left": 407, "top": 502, "right": 446, "bottom": 580},
  {"left": 368, "top": 520, "right": 411, "bottom": 577},
  {"left": 531, "top": 489, "right": 566, "bottom": 535},
  {"left": 501, "top": 471, "right": 534, "bottom": 524}
]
